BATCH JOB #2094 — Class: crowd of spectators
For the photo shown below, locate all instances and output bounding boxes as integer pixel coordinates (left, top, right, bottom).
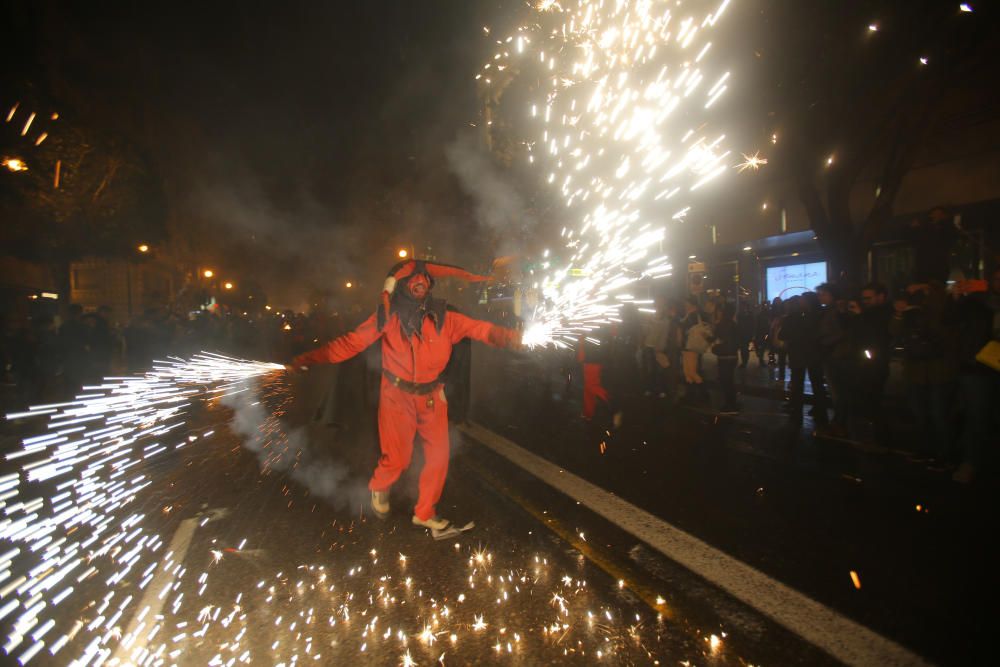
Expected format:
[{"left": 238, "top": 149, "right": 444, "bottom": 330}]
[
  {"left": 627, "top": 268, "right": 1000, "bottom": 484},
  {"left": 0, "top": 305, "right": 360, "bottom": 409}
]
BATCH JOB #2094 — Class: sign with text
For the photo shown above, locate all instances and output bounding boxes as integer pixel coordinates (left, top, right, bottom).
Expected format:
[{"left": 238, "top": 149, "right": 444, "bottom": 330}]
[{"left": 766, "top": 262, "right": 827, "bottom": 300}]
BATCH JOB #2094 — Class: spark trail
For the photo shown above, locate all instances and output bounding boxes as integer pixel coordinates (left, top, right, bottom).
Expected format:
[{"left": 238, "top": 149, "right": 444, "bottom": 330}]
[
  {"left": 478, "top": 0, "right": 736, "bottom": 347},
  {"left": 0, "top": 354, "right": 730, "bottom": 664},
  {"left": 0, "top": 353, "right": 281, "bottom": 665}
]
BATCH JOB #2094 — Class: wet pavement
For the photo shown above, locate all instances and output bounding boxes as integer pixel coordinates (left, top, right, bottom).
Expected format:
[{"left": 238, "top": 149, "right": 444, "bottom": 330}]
[
  {"left": 0, "top": 350, "right": 991, "bottom": 665},
  {"left": 472, "top": 348, "right": 996, "bottom": 666}
]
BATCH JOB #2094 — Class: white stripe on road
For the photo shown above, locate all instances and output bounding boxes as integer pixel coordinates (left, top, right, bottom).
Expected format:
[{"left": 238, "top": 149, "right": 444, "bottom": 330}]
[
  {"left": 111, "top": 515, "right": 201, "bottom": 664},
  {"left": 460, "top": 421, "right": 929, "bottom": 667}
]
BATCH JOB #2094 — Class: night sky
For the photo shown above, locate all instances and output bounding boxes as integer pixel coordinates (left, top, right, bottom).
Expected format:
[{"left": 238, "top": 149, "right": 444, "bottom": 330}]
[
  {"left": 3, "top": 1, "right": 525, "bottom": 306},
  {"left": 2, "top": 1, "right": 996, "bottom": 307}
]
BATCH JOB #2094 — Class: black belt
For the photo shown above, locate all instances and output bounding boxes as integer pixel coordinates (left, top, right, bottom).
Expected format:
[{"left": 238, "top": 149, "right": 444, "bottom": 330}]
[{"left": 383, "top": 370, "right": 440, "bottom": 395}]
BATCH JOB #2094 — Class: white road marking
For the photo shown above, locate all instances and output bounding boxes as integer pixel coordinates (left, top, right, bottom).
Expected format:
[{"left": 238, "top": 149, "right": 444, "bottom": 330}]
[
  {"left": 110, "top": 508, "right": 225, "bottom": 664},
  {"left": 461, "top": 421, "right": 929, "bottom": 667}
]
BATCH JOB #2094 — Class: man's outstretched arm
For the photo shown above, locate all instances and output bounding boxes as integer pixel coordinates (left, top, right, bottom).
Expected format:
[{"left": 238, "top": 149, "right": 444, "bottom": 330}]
[
  {"left": 292, "top": 312, "right": 382, "bottom": 367},
  {"left": 446, "top": 311, "right": 521, "bottom": 349}
]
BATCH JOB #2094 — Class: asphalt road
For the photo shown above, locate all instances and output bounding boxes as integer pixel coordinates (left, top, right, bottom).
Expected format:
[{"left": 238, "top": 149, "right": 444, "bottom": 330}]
[
  {"left": 1, "top": 349, "right": 989, "bottom": 666},
  {"left": 0, "top": 366, "right": 831, "bottom": 666},
  {"left": 470, "top": 348, "right": 996, "bottom": 666}
]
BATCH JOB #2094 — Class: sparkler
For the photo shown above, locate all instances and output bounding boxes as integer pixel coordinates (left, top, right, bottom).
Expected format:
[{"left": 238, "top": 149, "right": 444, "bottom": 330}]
[{"left": 481, "top": 0, "right": 737, "bottom": 348}]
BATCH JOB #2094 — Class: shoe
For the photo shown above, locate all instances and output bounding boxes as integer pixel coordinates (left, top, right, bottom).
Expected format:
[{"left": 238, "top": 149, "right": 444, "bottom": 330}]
[
  {"left": 412, "top": 515, "right": 451, "bottom": 531},
  {"left": 371, "top": 490, "right": 390, "bottom": 519}
]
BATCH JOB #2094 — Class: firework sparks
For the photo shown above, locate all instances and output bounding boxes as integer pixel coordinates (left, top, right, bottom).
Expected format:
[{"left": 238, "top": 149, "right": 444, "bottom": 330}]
[
  {"left": 0, "top": 353, "right": 280, "bottom": 665},
  {"left": 736, "top": 151, "right": 767, "bottom": 172},
  {"left": 482, "top": 0, "right": 736, "bottom": 347}
]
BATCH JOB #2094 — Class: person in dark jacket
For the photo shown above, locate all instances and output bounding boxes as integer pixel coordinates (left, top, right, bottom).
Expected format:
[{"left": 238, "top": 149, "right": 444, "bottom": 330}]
[
  {"left": 816, "top": 284, "right": 854, "bottom": 437},
  {"left": 782, "top": 292, "right": 829, "bottom": 427},
  {"left": 950, "top": 283, "right": 996, "bottom": 484},
  {"left": 851, "top": 283, "right": 893, "bottom": 444},
  {"left": 889, "top": 282, "right": 956, "bottom": 463},
  {"left": 712, "top": 304, "right": 740, "bottom": 413}
]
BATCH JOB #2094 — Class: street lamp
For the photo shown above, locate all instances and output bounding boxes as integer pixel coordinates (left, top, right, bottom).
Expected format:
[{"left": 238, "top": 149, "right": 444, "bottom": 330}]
[
  {"left": 203, "top": 269, "right": 214, "bottom": 279},
  {"left": 398, "top": 248, "right": 408, "bottom": 259},
  {"left": 345, "top": 281, "right": 353, "bottom": 288},
  {"left": 137, "top": 244, "right": 149, "bottom": 253},
  {"left": 224, "top": 281, "right": 234, "bottom": 290}
]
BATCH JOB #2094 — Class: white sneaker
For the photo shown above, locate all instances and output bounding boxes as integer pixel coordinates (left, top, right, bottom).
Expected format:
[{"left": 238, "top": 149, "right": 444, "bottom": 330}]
[
  {"left": 371, "top": 490, "right": 390, "bottom": 519},
  {"left": 412, "top": 515, "right": 451, "bottom": 531}
]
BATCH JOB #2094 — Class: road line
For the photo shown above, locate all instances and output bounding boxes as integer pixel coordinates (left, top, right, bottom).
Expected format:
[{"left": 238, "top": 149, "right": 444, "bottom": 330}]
[
  {"left": 110, "top": 515, "right": 201, "bottom": 664},
  {"left": 460, "top": 421, "right": 929, "bottom": 667}
]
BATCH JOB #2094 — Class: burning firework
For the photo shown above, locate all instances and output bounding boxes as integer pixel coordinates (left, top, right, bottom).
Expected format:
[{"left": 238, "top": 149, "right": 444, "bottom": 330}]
[{"left": 480, "top": 0, "right": 736, "bottom": 348}]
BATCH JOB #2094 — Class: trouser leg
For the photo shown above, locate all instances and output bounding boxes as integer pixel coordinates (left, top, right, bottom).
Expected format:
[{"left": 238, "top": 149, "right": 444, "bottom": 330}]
[
  {"left": 808, "top": 364, "right": 829, "bottom": 425},
  {"left": 582, "top": 363, "right": 608, "bottom": 418},
  {"left": 369, "top": 382, "right": 417, "bottom": 493},
  {"left": 414, "top": 386, "right": 450, "bottom": 521}
]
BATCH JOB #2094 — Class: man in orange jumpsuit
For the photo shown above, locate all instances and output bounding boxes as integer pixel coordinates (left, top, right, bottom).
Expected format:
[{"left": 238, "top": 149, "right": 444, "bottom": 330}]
[{"left": 290, "top": 260, "right": 520, "bottom": 531}]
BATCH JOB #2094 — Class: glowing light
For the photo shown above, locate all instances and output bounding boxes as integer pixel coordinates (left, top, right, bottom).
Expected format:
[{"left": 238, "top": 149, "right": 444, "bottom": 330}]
[
  {"left": 868, "top": 23, "right": 878, "bottom": 32},
  {"left": 959, "top": 3, "right": 972, "bottom": 12},
  {"left": 21, "top": 111, "right": 36, "bottom": 136},
  {"left": 3, "top": 157, "right": 27, "bottom": 172},
  {"left": 826, "top": 154, "right": 835, "bottom": 167},
  {"left": 138, "top": 244, "right": 150, "bottom": 253},
  {"left": 398, "top": 249, "right": 408, "bottom": 258},
  {"left": 736, "top": 151, "right": 767, "bottom": 172},
  {"left": 224, "top": 282, "right": 234, "bottom": 290},
  {"left": 850, "top": 571, "right": 862, "bottom": 589},
  {"left": 5, "top": 102, "right": 18, "bottom": 122},
  {"left": 761, "top": 202, "right": 768, "bottom": 211},
  {"left": 918, "top": 56, "right": 928, "bottom": 65},
  {"left": 345, "top": 281, "right": 353, "bottom": 288},
  {"left": 203, "top": 269, "right": 214, "bottom": 278}
]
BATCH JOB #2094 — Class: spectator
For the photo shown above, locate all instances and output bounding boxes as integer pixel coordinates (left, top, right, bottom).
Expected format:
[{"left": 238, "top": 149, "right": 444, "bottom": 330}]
[
  {"left": 950, "top": 278, "right": 997, "bottom": 484},
  {"left": 59, "top": 304, "right": 91, "bottom": 395},
  {"left": 680, "top": 296, "right": 712, "bottom": 403},
  {"left": 782, "top": 292, "right": 829, "bottom": 428},
  {"left": 712, "top": 304, "right": 740, "bottom": 413},
  {"left": 737, "top": 303, "right": 755, "bottom": 368},
  {"left": 769, "top": 297, "right": 788, "bottom": 384},
  {"left": 89, "top": 305, "right": 117, "bottom": 380},
  {"left": 817, "top": 283, "right": 854, "bottom": 437},
  {"left": 851, "top": 282, "right": 893, "bottom": 445},
  {"left": 753, "top": 303, "right": 771, "bottom": 366},
  {"left": 890, "top": 282, "right": 956, "bottom": 465},
  {"left": 640, "top": 306, "right": 670, "bottom": 398},
  {"left": 663, "top": 300, "right": 684, "bottom": 402}
]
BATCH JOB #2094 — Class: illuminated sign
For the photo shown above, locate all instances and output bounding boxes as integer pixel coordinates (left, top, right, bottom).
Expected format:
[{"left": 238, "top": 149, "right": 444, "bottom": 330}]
[{"left": 766, "top": 262, "right": 827, "bottom": 300}]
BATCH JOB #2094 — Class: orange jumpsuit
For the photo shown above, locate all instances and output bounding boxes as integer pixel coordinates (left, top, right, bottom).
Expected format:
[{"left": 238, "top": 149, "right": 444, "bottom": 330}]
[{"left": 294, "top": 310, "right": 517, "bottom": 520}]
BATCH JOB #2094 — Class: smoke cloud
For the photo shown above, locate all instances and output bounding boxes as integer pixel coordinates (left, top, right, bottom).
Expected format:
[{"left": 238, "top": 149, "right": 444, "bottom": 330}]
[{"left": 221, "top": 378, "right": 368, "bottom": 511}]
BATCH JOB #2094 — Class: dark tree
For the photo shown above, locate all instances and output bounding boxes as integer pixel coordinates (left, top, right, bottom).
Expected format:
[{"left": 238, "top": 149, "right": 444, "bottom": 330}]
[{"left": 758, "top": 0, "right": 999, "bottom": 283}]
